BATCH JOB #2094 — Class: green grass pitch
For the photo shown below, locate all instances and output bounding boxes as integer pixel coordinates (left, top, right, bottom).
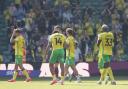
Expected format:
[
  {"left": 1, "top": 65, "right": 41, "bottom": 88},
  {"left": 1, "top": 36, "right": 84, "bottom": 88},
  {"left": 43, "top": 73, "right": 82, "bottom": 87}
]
[{"left": 0, "top": 77, "right": 127, "bottom": 89}]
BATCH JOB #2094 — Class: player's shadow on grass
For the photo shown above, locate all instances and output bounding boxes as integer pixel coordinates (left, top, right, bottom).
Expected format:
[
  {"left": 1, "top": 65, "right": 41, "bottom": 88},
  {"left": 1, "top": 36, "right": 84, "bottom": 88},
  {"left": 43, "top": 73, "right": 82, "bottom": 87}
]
[{"left": 117, "top": 84, "right": 128, "bottom": 85}]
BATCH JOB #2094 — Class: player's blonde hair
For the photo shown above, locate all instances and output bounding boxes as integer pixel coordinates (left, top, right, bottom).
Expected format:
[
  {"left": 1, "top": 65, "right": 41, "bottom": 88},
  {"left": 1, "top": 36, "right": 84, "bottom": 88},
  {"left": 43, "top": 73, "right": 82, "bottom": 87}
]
[{"left": 52, "top": 25, "right": 61, "bottom": 33}]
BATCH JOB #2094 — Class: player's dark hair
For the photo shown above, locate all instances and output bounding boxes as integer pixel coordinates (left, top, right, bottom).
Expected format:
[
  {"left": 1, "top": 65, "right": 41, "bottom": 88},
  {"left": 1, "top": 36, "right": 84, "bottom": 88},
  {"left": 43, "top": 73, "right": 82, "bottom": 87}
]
[
  {"left": 52, "top": 30, "right": 59, "bottom": 33},
  {"left": 54, "top": 25, "right": 61, "bottom": 30},
  {"left": 15, "top": 28, "right": 22, "bottom": 33},
  {"left": 102, "top": 24, "right": 109, "bottom": 32}
]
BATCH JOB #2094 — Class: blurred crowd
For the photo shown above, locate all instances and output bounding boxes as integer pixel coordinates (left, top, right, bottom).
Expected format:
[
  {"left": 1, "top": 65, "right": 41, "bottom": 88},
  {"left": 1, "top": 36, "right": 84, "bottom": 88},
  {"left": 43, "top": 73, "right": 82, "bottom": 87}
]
[{"left": 1, "top": 0, "right": 128, "bottom": 63}]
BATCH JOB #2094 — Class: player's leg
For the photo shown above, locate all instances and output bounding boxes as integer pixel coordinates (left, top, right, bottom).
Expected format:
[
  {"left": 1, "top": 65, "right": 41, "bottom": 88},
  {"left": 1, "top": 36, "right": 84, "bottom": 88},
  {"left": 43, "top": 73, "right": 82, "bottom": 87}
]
[
  {"left": 107, "top": 67, "right": 116, "bottom": 85},
  {"left": 49, "top": 50, "right": 58, "bottom": 85},
  {"left": 8, "top": 64, "right": 18, "bottom": 82},
  {"left": 18, "top": 64, "right": 31, "bottom": 82},
  {"left": 58, "top": 49, "right": 65, "bottom": 85},
  {"left": 55, "top": 63, "right": 59, "bottom": 79},
  {"left": 104, "top": 55, "right": 116, "bottom": 85},
  {"left": 71, "top": 65, "right": 81, "bottom": 83},
  {"left": 8, "top": 55, "right": 21, "bottom": 82},
  {"left": 65, "top": 57, "right": 71, "bottom": 76},
  {"left": 105, "top": 62, "right": 116, "bottom": 85},
  {"left": 97, "top": 57, "right": 106, "bottom": 84},
  {"left": 64, "top": 64, "right": 69, "bottom": 78},
  {"left": 14, "top": 55, "right": 31, "bottom": 82},
  {"left": 59, "top": 62, "right": 64, "bottom": 85},
  {"left": 65, "top": 57, "right": 81, "bottom": 83},
  {"left": 65, "top": 58, "right": 73, "bottom": 81},
  {"left": 49, "top": 63, "right": 56, "bottom": 79},
  {"left": 104, "top": 73, "right": 109, "bottom": 85},
  {"left": 98, "top": 68, "right": 108, "bottom": 84}
]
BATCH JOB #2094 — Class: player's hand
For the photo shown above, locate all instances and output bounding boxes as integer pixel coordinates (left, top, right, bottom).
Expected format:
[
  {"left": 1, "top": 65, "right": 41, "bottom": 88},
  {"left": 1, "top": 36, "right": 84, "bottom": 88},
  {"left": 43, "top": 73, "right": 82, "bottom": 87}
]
[
  {"left": 23, "top": 60, "right": 26, "bottom": 63},
  {"left": 12, "top": 29, "right": 17, "bottom": 35}
]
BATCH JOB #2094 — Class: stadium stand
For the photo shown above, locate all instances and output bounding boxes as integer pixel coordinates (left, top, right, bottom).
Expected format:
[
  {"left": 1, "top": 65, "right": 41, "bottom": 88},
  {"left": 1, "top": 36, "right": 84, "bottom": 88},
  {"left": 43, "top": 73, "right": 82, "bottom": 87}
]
[{"left": 0, "top": 0, "right": 128, "bottom": 63}]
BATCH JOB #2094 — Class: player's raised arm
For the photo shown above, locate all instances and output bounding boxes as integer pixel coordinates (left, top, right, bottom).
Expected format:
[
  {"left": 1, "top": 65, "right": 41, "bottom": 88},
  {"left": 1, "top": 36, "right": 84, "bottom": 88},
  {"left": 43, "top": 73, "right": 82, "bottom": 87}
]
[
  {"left": 10, "top": 29, "right": 16, "bottom": 43},
  {"left": 112, "top": 33, "right": 114, "bottom": 47},
  {"left": 97, "top": 34, "right": 102, "bottom": 47},
  {"left": 44, "top": 41, "right": 52, "bottom": 62}
]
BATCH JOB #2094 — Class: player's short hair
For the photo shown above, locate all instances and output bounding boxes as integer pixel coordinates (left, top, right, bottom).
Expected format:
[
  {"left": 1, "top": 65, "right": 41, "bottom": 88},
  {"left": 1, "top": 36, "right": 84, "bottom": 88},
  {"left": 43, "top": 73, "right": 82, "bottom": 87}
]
[
  {"left": 101, "top": 24, "right": 109, "bottom": 32},
  {"left": 66, "top": 28, "right": 74, "bottom": 36},
  {"left": 15, "top": 28, "right": 22, "bottom": 33},
  {"left": 75, "top": 40, "right": 78, "bottom": 45},
  {"left": 52, "top": 25, "right": 62, "bottom": 33}
]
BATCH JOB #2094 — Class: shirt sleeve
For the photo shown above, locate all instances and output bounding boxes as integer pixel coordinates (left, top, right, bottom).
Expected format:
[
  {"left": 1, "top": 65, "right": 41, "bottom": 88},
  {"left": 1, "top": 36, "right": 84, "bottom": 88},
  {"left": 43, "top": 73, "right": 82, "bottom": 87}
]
[
  {"left": 66, "top": 38, "right": 70, "bottom": 45},
  {"left": 98, "top": 34, "right": 102, "bottom": 40},
  {"left": 48, "top": 35, "right": 52, "bottom": 42},
  {"left": 63, "top": 35, "right": 66, "bottom": 42}
]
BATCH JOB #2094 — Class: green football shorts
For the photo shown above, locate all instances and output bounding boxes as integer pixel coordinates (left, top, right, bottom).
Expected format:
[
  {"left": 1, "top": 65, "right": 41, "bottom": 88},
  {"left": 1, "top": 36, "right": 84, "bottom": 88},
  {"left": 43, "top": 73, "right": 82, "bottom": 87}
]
[
  {"left": 98, "top": 54, "right": 111, "bottom": 69},
  {"left": 15, "top": 55, "right": 23, "bottom": 65},
  {"left": 65, "top": 57, "right": 75, "bottom": 66},
  {"left": 49, "top": 49, "right": 65, "bottom": 64}
]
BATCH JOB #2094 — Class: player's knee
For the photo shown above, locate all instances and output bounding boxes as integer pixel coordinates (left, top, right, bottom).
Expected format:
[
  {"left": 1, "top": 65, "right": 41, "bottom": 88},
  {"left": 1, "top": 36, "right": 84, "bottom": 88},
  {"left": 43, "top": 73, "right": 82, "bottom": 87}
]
[{"left": 21, "top": 68, "right": 25, "bottom": 71}]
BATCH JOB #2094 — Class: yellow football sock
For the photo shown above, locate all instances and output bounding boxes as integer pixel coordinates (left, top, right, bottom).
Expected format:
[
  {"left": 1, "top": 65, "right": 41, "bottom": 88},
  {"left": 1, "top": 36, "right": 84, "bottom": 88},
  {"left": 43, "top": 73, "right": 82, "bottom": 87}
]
[
  {"left": 22, "top": 70, "right": 30, "bottom": 79},
  {"left": 99, "top": 69, "right": 103, "bottom": 75},
  {"left": 52, "top": 74, "right": 56, "bottom": 80},
  {"left": 13, "top": 71, "right": 18, "bottom": 80},
  {"left": 100, "top": 68, "right": 107, "bottom": 81},
  {"left": 61, "top": 76, "right": 64, "bottom": 81},
  {"left": 107, "top": 67, "right": 115, "bottom": 81}
]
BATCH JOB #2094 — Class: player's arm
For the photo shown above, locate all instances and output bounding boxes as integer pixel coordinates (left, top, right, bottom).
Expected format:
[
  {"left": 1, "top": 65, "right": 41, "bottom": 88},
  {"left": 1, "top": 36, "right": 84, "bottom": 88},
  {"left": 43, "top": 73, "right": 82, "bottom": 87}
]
[
  {"left": 23, "top": 38, "right": 26, "bottom": 49},
  {"left": 78, "top": 47, "right": 83, "bottom": 62},
  {"left": 44, "top": 41, "right": 52, "bottom": 62},
  {"left": 97, "top": 34, "right": 102, "bottom": 47},
  {"left": 112, "top": 34, "right": 114, "bottom": 47},
  {"left": 44, "top": 35, "right": 52, "bottom": 61},
  {"left": 63, "top": 35, "right": 67, "bottom": 49},
  {"left": 65, "top": 38, "right": 70, "bottom": 57},
  {"left": 10, "top": 29, "right": 16, "bottom": 43},
  {"left": 97, "top": 40, "right": 102, "bottom": 47},
  {"left": 22, "top": 38, "right": 26, "bottom": 63},
  {"left": 65, "top": 37, "right": 69, "bottom": 48},
  {"left": 63, "top": 41, "right": 67, "bottom": 49}
]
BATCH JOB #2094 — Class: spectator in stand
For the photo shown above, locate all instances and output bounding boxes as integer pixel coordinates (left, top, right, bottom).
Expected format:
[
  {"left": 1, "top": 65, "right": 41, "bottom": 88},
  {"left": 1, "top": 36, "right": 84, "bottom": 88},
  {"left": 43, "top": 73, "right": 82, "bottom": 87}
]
[
  {"left": 35, "top": 12, "right": 46, "bottom": 34},
  {"left": 101, "top": 8, "right": 112, "bottom": 25},
  {"left": 122, "top": 15, "right": 128, "bottom": 54},
  {"left": 72, "top": 5, "right": 82, "bottom": 25},
  {"left": 63, "top": 6, "right": 73, "bottom": 23},
  {"left": 124, "top": 5, "right": 128, "bottom": 16},
  {"left": 9, "top": 3, "right": 16, "bottom": 17},
  {"left": 75, "top": 42, "right": 82, "bottom": 64},
  {"left": 111, "top": 9, "right": 120, "bottom": 25},
  {"left": 55, "top": 0, "right": 70, "bottom": 6},
  {"left": 14, "top": 0, "right": 21, "bottom": 5},
  {"left": 3, "top": 7, "right": 11, "bottom": 25},
  {"left": 115, "top": 0, "right": 125, "bottom": 22},
  {"left": 80, "top": 30, "right": 89, "bottom": 62},
  {"left": 86, "top": 6, "right": 93, "bottom": 18},
  {"left": 14, "top": 4, "right": 25, "bottom": 21},
  {"left": 21, "top": 0, "right": 31, "bottom": 12},
  {"left": 85, "top": 19, "right": 94, "bottom": 56},
  {"left": 111, "top": 9, "right": 122, "bottom": 33},
  {"left": 115, "top": 0, "right": 125, "bottom": 13}
]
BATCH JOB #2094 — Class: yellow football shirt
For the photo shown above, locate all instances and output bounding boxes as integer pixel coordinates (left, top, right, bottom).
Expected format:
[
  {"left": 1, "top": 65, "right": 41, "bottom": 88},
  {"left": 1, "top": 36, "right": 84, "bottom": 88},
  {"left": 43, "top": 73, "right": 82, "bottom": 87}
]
[
  {"left": 49, "top": 33, "right": 66, "bottom": 50},
  {"left": 98, "top": 32, "right": 114, "bottom": 55},
  {"left": 66, "top": 36, "right": 75, "bottom": 58},
  {"left": 98, "top": 33, "right": 103, "bottom": 59},
  {"left": 15, "top": 35, "right": 25, "bottom": 56}
]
